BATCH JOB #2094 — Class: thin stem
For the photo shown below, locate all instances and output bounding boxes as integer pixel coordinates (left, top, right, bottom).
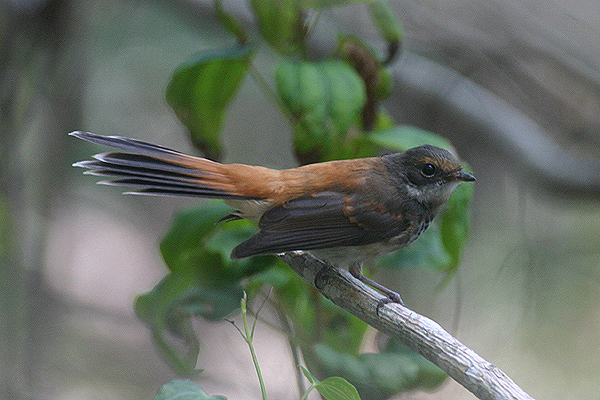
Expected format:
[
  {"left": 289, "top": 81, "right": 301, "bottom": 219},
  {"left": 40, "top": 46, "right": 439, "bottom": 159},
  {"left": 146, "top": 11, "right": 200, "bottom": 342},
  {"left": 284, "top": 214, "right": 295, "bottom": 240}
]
[
  {"left": 251, "top": 287, "right": 272, "bottom": 338},
  {"left": 247, "top": 335, "right": 268, "bottom": 400},
  {"left": 241, "top": 293, "right": 268, "bottom": 400},
  {"left": 248, "top": 64, "right": 296, "bottom": 127},
  {"left": 299, "top": 383, "right": 316, "bottom": 400}
]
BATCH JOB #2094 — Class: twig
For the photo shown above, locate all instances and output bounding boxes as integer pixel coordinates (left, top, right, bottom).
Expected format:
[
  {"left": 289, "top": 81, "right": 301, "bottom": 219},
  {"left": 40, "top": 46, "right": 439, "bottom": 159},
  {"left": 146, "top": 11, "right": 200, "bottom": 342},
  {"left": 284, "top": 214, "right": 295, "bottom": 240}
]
[{"left": 280, "top": 252, "right": 535, "bottom": 400}]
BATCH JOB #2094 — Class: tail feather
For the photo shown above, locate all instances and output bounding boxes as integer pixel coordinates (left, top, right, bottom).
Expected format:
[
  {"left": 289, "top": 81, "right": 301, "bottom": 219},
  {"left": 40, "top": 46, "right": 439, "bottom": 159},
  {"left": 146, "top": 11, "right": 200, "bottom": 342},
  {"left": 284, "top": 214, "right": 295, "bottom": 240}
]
[
  {"left": 75, "top": 159, "right": 201, "bottom": 183},
  {"left": 71, "top": 131, "right": 256, "bottom": 199},
  {"left": 70, "top": 131, "right": 191, "bottom": 159},
  {"left": 100, "top": 177, "right": 237, "bottom": 198},
  {"left": 92, "top": 152, "right": 208, "bottom": 177}
]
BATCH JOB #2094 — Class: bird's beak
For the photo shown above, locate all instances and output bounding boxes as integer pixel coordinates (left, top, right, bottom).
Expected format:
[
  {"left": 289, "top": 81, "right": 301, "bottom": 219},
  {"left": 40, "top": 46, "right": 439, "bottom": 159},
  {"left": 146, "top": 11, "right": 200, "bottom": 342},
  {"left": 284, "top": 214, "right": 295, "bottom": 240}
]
[{"left": 452, "top": 170, "right": 476, "bottom": 182}]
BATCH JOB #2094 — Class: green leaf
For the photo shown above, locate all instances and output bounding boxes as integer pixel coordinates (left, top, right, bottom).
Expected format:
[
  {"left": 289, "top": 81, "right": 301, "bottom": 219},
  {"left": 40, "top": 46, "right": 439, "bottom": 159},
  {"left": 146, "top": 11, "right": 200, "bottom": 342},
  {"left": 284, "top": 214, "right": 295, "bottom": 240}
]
[
  {"left": 161, "top": 200, "right": 277, "bottom": 287},
  {"left": 215, "top": 0, "right": 248, "bottom": 43},
  {"left": 315, "top": 377, "right": 361, "bottom": 400},
  {"left": 367, "top": 125, "right": 454, "bottom": 152},
  {"left": 134, "top": 274, "right": 200, "bottom": 376},
  {"left": 160, "top": 201, "right": 233, "bottom": 274},
  {"left": 276, "top": 59, "right": 366, "bottom": 161},
  {"left": 137, "top": 201, "right": 280, "bottom": 375},
  {"left": 301, "top": 0, "right": 367, "bottom": 8},
  {"left": 311, "top": 343, "right": 446, "bottom": 399},
  {"left": 166, "top": 44, "right": 254, "bottom": 160},
  {"left": 320, "top": 61, "right": 366, "bottom": 133},
  {"left": 367, "top": 0, "right": 403, "bottom": 43},
  {"left": 374, "top": 67, "right": 393, "bottom": 99},
  {"left": 135, "top": 273, "right": 245, "bottom": 375},
  {"left": 373, "top": 109, "right": 395, "bottom": 131},
  {"left": 276, "top": 60, "right": 329, "bottom": 136},
  {"left": 153, "top": 379, "right": 227, "bottom": 400},
  {"left": 135, "top": 273, "right": 197, "bottom": 328},
  {"left": 382, "top": 339, "right": 447, "bottom": 390},
  {"left": 249, "top": 0, "right": 304, "bottom": 55},
  {"left": 176, "top": 284, "right": 244, "bottom": 321}
]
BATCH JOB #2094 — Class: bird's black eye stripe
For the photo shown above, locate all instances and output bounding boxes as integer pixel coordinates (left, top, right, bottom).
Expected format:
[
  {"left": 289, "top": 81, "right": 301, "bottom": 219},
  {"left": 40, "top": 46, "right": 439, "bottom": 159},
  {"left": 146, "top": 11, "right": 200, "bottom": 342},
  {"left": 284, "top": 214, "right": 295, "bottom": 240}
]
[{"left": 420, "top": 163, "right": 436, "bottom": 177}]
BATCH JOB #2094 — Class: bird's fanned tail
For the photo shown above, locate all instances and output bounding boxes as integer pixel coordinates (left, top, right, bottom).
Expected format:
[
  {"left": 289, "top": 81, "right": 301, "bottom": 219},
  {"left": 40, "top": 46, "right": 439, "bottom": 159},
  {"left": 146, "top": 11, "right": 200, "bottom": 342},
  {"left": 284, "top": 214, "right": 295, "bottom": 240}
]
[{"left": 70, "top": 131, "right": 255, "bottom": 199}]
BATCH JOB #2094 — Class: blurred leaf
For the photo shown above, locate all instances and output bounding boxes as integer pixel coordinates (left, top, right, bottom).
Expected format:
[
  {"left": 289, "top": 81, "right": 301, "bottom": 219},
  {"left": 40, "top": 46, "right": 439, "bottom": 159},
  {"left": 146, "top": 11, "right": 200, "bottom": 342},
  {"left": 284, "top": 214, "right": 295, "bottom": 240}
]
[
  {"left": 134, "top": 274, "right": 200, "bottom": 376},
  {"left": 203, "top": 218, "right": 258, "bottom": 262},
  {"left": 166, "top": 44, "right": 254, "bottom": 160},
  {"left": 373, "top": 109, "right": 395, "bottom": 131},
  {"left": 215, "top": 0, "right": 248, "bottom": 43},
  {"left": 374, "top": 67, "right": 393, "bottom": 99},
  {"left": 269, "top": 264, "right": 324, "bottom": 343},
  {"left": 139, "top": 201, "right": 281, "bottom": 375},
  {"left": 377, "top": 223, "right": 451, "bottom": 272},
  {"left": 176, "top": 284, "right": 244, "bottom": 321},
  {"left": 276, "top": 59, "right": 366, "bottom": 162},
  {"left": 264, "top": 261, "right": 368, "bottom": 353},
  {"left": 249, "top": 0, "right": 304, "bottom": 55},
  {"left": 321, "top": 61, "right": 366, "bottom": 134},
  {"left": 135, "top": 273, "right": 196, "bottom": 328},
  {"left": 160, "top": 202, "right": 232, "bottom": 274},
  {"left": 367, "top": 125, "right": 453, "bottom": 152},
  {"left": 311, "top": 342, "right": 446, "bottom": 400},
  {"left": 276, "top": 59, "right": 329, "bottom": 135},
  {"left": 301, "top": 0, "right": 367, "bottom": 8},
  {"left": 440, "top": 176, "right": 475, "bottom": 273},
  {"left": 135, "top": 273, "right": 244, "bottom": 375},
  {"left": 161, "top": 201, "right": 277, "bottom": 286},
  {"left": 366, "top": 0, "right": 403, "bottom": 65},
  {"left": 344, "top": 135, "right": 379, "bottom": 160},
  {"left": 382, "top": 339, "right": 447, "bottom": 390},
  {"left": 316, "top": 377, "right": 362, "bottom": 400},
  {"left": 153, "top": 379, "right": 227, "bottom": 400},
  {"left": 367, "top": 0, "right": 403, "bottom": 54}
]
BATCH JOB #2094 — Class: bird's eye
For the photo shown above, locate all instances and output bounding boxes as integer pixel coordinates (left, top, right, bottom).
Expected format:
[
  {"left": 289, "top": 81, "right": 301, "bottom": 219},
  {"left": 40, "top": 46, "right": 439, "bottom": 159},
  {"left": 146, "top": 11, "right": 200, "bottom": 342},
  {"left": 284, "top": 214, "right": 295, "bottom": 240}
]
[{"left": 420, "top": 163, "right": 436, "bottom": 177}]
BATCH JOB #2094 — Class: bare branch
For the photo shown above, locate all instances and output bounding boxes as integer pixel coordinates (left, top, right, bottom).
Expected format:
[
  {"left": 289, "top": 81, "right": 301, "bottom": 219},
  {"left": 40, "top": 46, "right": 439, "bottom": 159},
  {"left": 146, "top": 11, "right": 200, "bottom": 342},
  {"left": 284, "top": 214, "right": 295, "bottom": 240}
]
[{"left": 280, "top": 252, "right": 535, "bottom": 400}]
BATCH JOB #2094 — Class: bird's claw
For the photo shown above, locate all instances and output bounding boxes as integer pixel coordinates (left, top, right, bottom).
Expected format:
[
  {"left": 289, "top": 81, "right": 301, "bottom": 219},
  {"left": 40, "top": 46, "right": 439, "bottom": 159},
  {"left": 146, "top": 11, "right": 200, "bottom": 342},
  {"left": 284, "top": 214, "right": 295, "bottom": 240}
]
[{"left": 375, "top": 292, "right": 404, "bottom": 316}]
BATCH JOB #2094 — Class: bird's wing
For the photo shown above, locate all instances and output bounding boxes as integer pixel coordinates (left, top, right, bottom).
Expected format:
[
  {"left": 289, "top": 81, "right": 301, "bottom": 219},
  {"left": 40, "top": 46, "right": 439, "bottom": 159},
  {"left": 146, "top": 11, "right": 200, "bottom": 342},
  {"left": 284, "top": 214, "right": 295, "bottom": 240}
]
[{"left": 231, "top": 191, "right": 413, "bottom": 258}]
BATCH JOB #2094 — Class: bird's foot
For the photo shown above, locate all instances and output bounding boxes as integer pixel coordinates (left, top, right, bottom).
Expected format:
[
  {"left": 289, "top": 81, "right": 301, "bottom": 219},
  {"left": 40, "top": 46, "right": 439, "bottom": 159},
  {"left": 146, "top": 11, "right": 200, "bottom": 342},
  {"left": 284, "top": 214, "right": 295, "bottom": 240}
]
[
  {"left": 375, "top": 292, "right": 404, "bottom": 316},
  {"left": 351, "top": 272, "right": 405, "bottom": 315}
]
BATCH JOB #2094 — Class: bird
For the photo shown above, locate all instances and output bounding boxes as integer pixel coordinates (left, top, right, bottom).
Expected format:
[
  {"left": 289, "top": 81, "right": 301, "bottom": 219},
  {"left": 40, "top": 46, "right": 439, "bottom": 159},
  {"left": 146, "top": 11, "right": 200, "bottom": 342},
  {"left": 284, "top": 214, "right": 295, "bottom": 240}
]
[{"left": 70, "top": 131, "right": 475, "bottom": 306}]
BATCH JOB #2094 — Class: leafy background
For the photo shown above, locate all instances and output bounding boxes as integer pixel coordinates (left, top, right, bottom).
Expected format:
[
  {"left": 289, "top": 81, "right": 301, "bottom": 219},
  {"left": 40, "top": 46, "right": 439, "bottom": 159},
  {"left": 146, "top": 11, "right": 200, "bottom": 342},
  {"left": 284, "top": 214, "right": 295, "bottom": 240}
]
[{"left": 2, "top": 0, "right": 600, "bottom": 399}]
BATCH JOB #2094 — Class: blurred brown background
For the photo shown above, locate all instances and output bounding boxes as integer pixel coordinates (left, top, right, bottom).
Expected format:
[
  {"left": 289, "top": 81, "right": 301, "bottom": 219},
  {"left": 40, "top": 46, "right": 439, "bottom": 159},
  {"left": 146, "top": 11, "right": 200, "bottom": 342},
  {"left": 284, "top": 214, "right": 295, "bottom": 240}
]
[{"left": 2, "top": 0, "right": 600, "bottom": 399}]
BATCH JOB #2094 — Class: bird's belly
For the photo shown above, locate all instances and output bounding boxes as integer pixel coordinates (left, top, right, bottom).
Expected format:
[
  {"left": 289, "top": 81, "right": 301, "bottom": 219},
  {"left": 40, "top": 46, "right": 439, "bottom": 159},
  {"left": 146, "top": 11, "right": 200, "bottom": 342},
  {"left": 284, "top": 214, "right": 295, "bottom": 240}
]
[
  {"left": 306, "top": 220, "right": 430, "bottom": 268},
  {"left": 309, "top": 241, "right": 404, "bottom": 269}
]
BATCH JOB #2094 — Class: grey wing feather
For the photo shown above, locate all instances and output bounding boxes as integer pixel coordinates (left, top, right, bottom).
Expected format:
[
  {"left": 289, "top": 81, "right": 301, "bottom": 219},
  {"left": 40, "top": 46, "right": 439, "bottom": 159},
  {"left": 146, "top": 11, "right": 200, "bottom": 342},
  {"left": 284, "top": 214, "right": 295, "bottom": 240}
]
[{"left": 231, "top": 191, "right": 411, "bottom": 258}]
